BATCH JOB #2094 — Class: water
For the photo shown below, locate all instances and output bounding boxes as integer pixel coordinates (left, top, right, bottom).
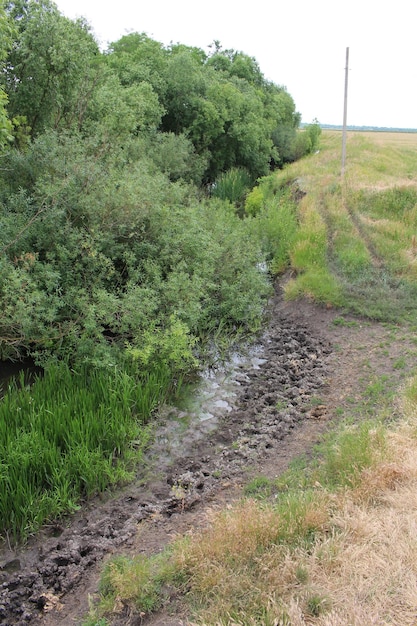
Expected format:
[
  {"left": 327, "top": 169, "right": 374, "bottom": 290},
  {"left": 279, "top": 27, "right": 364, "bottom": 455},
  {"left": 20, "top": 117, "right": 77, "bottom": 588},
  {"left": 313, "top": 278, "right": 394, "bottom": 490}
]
[
  {"left": 0, "top": 359, "right": 42, "bottom": 400},
  {"left": 151, "top": 343, "right": 266, "bottom": 463}
]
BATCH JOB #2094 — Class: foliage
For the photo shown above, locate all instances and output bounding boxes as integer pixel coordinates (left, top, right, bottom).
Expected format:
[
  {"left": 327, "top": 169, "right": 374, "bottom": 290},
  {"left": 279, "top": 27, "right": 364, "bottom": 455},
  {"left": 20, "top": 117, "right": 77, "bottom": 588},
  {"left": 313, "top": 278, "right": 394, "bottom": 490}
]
[
  {"left": 290, "top": 120, "right": 322, "bottom": 161},
  {"left": 245, "top": 185, "right": 265, "bottom": 216},
  {"left": 0, "top": 1, "right": 310, "bottom": 547},
  {"left": 304, "top": 119, "right": 322, "bottom": 152},
  {"left": 0, "top": 4, "right": 305, "bottom": 365},
  {"left": 105, "top": 33, "right": 300, "bottom": 183},
  {"left": 248, "top": 185, "right": 299, "bottom": 274},
  {"left": 0, "top": 127, "right": 271, "bottom": 363},
  {"left": 0, "top": 3, "right": 15, "bottom": 149},
  {"left": 3, "top": 0, "right": 100, "bottom": 136}
]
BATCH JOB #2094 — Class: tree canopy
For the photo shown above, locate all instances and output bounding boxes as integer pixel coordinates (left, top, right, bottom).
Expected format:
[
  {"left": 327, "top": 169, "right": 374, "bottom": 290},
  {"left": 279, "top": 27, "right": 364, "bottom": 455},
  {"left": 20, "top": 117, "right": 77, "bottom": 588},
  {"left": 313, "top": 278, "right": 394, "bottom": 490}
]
[{"left": 0, "top": 0, "right": 317, "bottom": 366}]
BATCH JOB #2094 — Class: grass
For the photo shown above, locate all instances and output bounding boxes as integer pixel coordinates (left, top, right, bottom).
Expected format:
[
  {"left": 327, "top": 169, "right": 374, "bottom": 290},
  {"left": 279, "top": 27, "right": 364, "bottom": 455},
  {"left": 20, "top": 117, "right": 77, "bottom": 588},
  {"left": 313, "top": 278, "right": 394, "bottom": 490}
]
[
  {"left": 249, "top": 186, "right": 299, "bottom": 275},
  {"left": 277, "top": 131, "right": 417, "bottom": 321},
  {"left": 86, "top": 371, "right": 417, "bottom": 625},
  {"left": 0, "top": 361, "right": 172, "bottom": 542}
]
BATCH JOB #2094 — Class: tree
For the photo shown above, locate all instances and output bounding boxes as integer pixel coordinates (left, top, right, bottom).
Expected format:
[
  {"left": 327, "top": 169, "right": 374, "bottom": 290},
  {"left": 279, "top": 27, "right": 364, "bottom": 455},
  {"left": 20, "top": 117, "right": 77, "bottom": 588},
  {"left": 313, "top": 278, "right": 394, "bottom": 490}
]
[
  {"left": 3, "top": 0, "right": 100, "bottom": 136},
  {"left": 207, "top": 47, "right": 265, "bottom": 87},
  {"left": 0, "top": 1, "right": 15, "bottom": 149},
  {"left": 106, "top": 32, "right": 168, "bottom": 96}
]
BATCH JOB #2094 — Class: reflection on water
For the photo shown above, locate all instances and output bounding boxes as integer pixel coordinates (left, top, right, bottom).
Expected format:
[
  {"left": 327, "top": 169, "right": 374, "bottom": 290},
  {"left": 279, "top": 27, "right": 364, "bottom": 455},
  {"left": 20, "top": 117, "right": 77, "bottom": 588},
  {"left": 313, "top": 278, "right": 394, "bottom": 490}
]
[{"left": 151, "top": 343, "right": 266, "bottom": 465}]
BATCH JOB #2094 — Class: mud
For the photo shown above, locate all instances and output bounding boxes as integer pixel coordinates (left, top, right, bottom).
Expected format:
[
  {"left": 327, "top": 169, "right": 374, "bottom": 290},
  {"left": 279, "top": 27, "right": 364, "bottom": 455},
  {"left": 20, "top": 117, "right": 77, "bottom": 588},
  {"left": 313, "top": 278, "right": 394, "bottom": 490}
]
[{"left": 1, "top": 283, "right": 414, "bottom": 626}]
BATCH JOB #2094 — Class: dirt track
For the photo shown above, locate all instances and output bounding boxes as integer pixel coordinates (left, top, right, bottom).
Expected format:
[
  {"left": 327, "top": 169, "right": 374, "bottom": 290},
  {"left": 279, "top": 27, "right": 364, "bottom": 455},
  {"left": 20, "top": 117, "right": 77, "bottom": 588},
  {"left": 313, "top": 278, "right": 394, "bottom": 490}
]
[{"left": 1, "top": 283, "right": 415, "bottom": 626}]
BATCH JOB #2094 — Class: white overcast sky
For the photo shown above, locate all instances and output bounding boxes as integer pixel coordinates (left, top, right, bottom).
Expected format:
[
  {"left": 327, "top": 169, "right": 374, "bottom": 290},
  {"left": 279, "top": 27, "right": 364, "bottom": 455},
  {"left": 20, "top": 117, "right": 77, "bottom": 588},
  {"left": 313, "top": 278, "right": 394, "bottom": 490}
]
[{"left": 54, "top": 0, "right": 417, "bottom": 129}]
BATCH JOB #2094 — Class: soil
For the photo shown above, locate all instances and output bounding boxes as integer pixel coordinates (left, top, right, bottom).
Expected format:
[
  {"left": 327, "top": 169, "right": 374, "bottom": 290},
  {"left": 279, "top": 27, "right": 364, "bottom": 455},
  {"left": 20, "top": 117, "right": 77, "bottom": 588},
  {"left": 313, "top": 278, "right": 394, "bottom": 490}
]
[{"left": 1, "top": 281, "right": 415, "bottom": 626}]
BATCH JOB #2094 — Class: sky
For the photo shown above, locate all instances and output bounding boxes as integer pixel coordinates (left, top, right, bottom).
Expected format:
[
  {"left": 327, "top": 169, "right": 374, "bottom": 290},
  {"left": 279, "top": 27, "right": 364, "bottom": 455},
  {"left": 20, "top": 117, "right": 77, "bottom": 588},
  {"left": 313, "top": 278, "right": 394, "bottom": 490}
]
[{"left": 54, "top": 0, "right": 417, "bottom": 129}]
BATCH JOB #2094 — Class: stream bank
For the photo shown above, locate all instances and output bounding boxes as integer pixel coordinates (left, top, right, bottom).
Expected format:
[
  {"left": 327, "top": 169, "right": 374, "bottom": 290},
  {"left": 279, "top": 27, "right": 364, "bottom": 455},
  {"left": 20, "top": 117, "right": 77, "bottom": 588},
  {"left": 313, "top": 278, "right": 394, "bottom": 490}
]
[
  {"left": 5, "top": 276, "right": 416, "bottom": 626},
  {"left": 0, "top": 284, "right": 334, "bottom": 625}
]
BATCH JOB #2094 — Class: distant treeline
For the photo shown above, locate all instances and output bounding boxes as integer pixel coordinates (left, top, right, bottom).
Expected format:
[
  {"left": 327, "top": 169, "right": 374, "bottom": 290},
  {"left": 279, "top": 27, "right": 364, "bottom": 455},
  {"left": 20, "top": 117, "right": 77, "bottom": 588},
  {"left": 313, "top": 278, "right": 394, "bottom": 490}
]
[{"left": 317, "top": 124, "right": 417, "bottom": 133}]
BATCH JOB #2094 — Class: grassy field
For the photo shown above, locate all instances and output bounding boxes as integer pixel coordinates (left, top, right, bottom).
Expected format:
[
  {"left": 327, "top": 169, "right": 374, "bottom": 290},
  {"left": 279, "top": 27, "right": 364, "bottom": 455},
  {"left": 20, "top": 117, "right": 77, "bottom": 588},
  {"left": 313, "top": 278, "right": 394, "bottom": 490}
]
[
  {"left": 282, "top": 131, "right": 417, "bottom": 322},
  {"left": 83, "top": 131, "right": 417, "bottom": 625}
]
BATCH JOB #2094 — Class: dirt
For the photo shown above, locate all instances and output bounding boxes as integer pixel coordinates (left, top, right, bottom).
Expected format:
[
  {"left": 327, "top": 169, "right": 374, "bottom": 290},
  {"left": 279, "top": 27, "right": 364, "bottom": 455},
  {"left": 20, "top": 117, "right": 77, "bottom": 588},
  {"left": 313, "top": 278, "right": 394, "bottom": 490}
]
[{"left": 1, "top": 281, "right": 415, "bottom": 626}]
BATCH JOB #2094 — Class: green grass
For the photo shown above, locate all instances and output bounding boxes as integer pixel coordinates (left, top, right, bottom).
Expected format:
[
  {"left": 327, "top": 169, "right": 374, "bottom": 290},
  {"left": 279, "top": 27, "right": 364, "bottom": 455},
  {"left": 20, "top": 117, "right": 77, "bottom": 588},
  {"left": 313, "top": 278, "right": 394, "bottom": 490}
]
[
  {"left": 0, "top": 362, "right": 172, "bottom": 541},
  {"left": 284, "top": 267, "right": 344, "bottom": 306},
  {"left": 273, "top": 132, "right": 417, "bottom": 321},
  {"left": 249, "top": 185, "right": 299, "bottom": 275},
  {"left": 212, "top": 167, "right": 253, "bottom": 206}
]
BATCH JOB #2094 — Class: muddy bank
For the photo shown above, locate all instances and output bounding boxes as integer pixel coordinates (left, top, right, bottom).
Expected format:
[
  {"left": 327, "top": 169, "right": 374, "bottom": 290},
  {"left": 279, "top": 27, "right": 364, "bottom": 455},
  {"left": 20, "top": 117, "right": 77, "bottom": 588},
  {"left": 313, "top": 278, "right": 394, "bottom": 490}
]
[{"left": 0, "top": 292, "right": 332, "bottom": 625}]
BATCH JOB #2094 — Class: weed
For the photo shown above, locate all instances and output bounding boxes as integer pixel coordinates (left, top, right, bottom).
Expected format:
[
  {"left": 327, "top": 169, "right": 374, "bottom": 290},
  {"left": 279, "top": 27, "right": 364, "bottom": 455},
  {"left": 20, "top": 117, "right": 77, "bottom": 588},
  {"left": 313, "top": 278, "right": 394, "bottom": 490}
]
[
  {"left": 332, "top": 316, "right": 359, "bottom": 328},
  {"left": 393, "top": 356, "right": 407, "bottom": 369},
  {"left": 0, "top": 363, "right": 171, "bottom": 541},
  {"left": 82, "top": 614, "right": 109, "bottom": 626},
  {"left": 307, "top": 395, "right": 325, "bottom": 408},
  {"left": 99, "top": 552, "right": 176, "bottom": 616},
  {"left": 275, "top": 399, "right": 287, "bottom": 411},
  {"left": 285, "top": 267, "right": 344, "bottom": 306},
  {"left": 305, "top": 593, "right": 329, "bottom": 617},
  {"left": 364, "top": 375, "right": 391, "bottom": 403},
  {"left": 212, "top": 167, "right": 253, "bottom": 206},
  {"left": 295, "top": 565, "right": 309, "bottom": 584},
  {"left": 244, "top": 476, "right": 274, "bottom": 499}
]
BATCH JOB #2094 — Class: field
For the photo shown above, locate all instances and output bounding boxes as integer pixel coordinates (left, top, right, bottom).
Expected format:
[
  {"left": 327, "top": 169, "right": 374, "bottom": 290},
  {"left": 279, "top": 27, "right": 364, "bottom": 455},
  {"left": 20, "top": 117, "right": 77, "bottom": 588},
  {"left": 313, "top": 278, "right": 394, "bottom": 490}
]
[{"left": 282, "top": 130, "right": 417, "bottom": 321}]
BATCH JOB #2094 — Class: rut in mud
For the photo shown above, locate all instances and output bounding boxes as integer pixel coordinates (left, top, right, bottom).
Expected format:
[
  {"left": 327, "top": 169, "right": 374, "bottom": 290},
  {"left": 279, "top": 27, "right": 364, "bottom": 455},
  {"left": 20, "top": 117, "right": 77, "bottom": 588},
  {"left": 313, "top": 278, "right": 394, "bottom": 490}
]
[{"left": 1, "top": 286, "right": 414, "bottom": 626}]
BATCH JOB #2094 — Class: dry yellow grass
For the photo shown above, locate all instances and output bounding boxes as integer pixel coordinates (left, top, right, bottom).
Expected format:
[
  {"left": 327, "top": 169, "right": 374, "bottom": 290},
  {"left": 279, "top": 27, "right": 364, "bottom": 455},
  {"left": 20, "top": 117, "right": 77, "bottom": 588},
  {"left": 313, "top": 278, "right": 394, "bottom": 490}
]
[
  {"left": 168, "top": 376, "right": 417, "bottom": 626},
  {"left": 289, "top": 432, "right": 417, "bottom": 625}
]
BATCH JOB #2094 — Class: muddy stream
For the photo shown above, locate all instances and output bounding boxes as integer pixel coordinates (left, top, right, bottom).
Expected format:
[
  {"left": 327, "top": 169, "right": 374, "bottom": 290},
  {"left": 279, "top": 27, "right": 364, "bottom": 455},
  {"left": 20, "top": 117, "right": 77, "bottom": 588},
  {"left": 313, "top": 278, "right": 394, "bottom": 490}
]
[{"left": 0, "top": 290, "right": 333, "bottom": 625}]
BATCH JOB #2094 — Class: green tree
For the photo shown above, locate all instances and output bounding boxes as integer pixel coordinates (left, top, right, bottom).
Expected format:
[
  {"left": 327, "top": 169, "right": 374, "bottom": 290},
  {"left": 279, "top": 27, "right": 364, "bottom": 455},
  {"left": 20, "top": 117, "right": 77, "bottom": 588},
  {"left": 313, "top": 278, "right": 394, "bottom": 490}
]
[
  {"left": 83, "top": 71, "right": 164, "bottom": 141},
  {"left": 106, "top": 32, "right": 168, "bottom": 95},
  {"left": 0, "top": 1, "right": 15, "bottom": 149},
  {"left": 206, "top": 47, "right": 265, "bottom": 87},
  {"left": 3, "top": 0, "right": 100, "bottom": 136}
]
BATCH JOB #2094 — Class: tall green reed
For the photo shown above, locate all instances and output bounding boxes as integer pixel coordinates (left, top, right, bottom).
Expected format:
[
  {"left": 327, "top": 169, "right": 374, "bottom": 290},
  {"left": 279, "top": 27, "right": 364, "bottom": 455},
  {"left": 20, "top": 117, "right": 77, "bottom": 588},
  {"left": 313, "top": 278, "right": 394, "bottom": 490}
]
[{"left": 0, "top": 361, "right": 172, "bottom": 542}]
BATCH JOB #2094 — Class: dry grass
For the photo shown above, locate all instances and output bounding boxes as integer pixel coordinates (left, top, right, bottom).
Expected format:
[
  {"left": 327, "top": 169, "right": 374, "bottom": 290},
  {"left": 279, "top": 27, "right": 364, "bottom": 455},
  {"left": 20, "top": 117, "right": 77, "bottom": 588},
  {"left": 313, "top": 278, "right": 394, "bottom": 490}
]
[
  {"left": 170, "top": 377, "right": 417, "bottom": 626},
  {"left": 91, "top": 384, "right": 417, "bottom": 626}
]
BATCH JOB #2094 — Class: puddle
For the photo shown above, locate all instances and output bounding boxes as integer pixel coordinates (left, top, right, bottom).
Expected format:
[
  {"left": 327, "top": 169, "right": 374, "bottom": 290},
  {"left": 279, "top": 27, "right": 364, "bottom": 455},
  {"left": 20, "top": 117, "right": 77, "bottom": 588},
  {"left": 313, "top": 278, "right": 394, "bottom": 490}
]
[{"left": 150, "top": 343, "right": 266, "bottom": 465}]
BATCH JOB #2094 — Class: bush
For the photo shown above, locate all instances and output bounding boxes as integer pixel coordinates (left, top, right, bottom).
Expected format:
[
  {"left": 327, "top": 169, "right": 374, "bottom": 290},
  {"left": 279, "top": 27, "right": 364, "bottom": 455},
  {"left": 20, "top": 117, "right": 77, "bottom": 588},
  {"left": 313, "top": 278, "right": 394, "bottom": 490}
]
[{"left": 245, "top": 185, "right": 264, "bottom": 216}]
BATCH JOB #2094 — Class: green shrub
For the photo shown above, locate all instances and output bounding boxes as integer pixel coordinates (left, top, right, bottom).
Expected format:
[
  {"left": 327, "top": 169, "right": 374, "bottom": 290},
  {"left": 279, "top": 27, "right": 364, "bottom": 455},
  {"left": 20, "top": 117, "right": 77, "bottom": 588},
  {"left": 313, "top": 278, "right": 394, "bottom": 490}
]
[{"left": 245, "top": 185, "right": 264, "bottom": 216}]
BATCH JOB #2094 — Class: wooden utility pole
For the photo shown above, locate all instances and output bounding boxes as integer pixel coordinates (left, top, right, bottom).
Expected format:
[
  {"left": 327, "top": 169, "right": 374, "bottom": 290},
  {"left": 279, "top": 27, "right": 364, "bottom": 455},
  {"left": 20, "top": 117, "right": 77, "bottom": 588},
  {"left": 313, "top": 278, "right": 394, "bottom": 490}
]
[{"left": 341, "top": 47, "right": 349, "bottom": 177}]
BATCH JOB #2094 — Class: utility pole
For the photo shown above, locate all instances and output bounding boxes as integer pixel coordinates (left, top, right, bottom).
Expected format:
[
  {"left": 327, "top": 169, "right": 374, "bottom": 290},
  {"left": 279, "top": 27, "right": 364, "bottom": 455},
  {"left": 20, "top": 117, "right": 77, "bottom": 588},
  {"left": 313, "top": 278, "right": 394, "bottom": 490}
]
[{"left": 341, "top": 47, "right": 349, "bottom": 177}]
